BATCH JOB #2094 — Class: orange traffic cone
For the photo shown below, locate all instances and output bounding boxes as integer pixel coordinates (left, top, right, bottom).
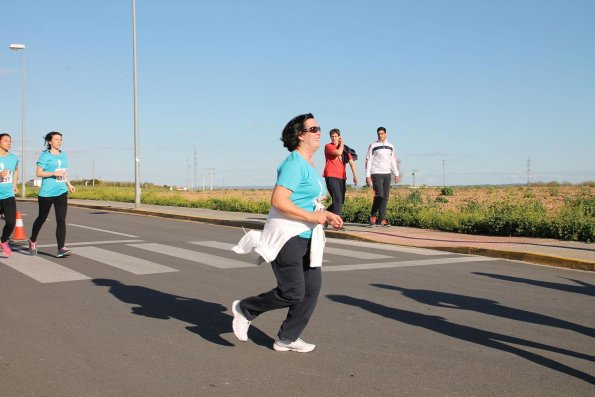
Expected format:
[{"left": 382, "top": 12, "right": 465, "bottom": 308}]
[{"left": 13, "top": 211, "right": 27, "bottom": 241}]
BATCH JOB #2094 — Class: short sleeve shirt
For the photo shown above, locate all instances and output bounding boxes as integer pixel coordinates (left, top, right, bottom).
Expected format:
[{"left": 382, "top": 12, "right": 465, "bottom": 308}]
[
  {"left": 276, "top": 151, "right": 327, "bottom": 238},
  {"left": 323, "top": 142, "right": 352, "bottom": 179},
  {"left": 0, "top": 153, "right": 18, "bottom": 200},
  {"left": 37, "top": 151, "right": 69, "bottom": 197}
]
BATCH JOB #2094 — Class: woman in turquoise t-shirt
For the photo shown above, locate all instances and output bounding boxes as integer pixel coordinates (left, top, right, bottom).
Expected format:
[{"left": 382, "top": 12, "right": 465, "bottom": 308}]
[
  {"left": 29, "top": 131, "right": 75, "bottom": 258},
  {"left": 231, "top": 113, "right": 343, "bottom": 353},
  {"left": 0, "top": 133, "right": 19, "bottom": 257}
]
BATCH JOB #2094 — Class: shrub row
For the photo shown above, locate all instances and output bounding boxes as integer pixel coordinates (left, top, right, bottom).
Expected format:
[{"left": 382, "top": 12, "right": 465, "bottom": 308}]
[{"left": 39, "top": 186, "right": 595, "bottom": 243}]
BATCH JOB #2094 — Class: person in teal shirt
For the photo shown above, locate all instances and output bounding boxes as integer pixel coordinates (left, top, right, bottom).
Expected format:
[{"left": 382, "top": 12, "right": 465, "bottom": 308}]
[
  {"left": 29, "top": 131, "right": 75, "bottom": 258},
  {"left": 231, "top": 113, "right": 343, "bottom": 353},
  {"left": 0, "top": 133, "right": 19, "bottom": 257}
]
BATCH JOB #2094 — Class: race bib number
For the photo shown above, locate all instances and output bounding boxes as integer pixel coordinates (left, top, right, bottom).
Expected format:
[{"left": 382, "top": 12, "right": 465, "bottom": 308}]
[
  {"left": 55, "top": 168, "right": 67, "bottom": 183},
  {"left": 0, "top": 170, "right": 13, "bottom": 184}
]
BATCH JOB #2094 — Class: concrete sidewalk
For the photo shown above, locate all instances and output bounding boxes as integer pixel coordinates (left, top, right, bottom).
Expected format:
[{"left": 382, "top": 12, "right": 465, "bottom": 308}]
[{"left": 27, "top": 198, "right": 594, "bottom": 271}]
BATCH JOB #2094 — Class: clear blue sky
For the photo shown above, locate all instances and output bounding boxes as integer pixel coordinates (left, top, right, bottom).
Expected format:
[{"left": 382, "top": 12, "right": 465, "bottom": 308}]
[{"left": 2, "top": 0, "right": 594, "bottom": 187}]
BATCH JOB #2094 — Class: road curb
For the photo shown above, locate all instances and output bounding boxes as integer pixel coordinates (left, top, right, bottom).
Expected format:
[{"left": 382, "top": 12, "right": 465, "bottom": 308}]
[
  {"left": 427, "top": 246, "right": 595, "bottom": 271},
  {"left": 28, "top": 200, "right": 594, "bottom": 272}
]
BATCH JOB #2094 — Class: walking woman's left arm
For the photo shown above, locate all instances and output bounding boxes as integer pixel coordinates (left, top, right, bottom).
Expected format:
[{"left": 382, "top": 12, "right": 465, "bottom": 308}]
[
  {"left": 65, "top": 177, "right": 76, "bottom": 193},
  {"left": 13, "top": 165, "right": 18, "bottom": 195}
]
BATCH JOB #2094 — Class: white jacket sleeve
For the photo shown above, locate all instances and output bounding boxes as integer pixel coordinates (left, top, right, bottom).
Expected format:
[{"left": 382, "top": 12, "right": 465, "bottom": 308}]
[
  {"left": 365, "top": 143, "right": 374, "bottom": 177},
  {"left": 391, "top": 146, "right": 399, "bottom": 177}
]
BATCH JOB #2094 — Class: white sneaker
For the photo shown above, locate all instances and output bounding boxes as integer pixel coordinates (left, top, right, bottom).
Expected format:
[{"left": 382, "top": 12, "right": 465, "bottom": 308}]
[
  {"left": 273, "top": 336, "right": 316, "bottom": 353},
  {"left": 231, "top": 300, "right": 251, "bottom": 342}
]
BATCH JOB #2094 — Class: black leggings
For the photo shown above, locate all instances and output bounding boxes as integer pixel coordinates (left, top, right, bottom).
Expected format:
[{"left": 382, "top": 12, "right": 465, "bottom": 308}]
[
  {"left": 325, "top": 176, "right": 346, "bottom": 217},
  {"left": 31, "top": 192, "right": 68, "bottom": 249},
  {"left": 239, "top": 236, "right": 322, "bottom": 342},
  {"left": 0, "top": 197, "right": 17, "bottom": 243}
]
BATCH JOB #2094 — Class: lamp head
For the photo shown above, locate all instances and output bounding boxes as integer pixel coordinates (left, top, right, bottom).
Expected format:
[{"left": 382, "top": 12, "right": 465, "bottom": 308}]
[{"left": 9, "top": 44, "right": 26, "bottom": 51}]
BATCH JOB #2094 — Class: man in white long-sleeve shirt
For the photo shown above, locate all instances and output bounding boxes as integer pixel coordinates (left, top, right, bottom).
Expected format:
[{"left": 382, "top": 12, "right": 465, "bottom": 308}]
[{"left": 365, "top": 127, "right": 400, "bottom": 227}]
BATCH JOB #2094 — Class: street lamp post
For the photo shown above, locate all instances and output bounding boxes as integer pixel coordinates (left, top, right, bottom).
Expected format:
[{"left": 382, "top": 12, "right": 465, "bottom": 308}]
[
  {"left": 132, "top": 0, "right": 141, "bottom": 207},
  {"left": 8, "top": 43, "right": 26, "bottom": 198}
]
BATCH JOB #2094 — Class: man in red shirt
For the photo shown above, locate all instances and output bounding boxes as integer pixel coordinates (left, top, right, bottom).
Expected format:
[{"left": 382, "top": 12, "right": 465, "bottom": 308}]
[{"left": 323, "top": 129, "right": 358, "bottom": 222}]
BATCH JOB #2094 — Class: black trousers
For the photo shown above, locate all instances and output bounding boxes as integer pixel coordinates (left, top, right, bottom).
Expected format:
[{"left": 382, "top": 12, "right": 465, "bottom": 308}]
[
  {"left": 0, "top": 197, "right": 17, "bottom": 243},
  {"left": 30, "top": 192, "right": 68, "bottom": 248},
  {"left": 325, "top": 176, "right": 346, "bottom": 217},
  {"left": 239, "top": 236, "right": 322, "bottom": 342},
  {"left": 370, "top": 173, "right": 391, "bottom": 221}
]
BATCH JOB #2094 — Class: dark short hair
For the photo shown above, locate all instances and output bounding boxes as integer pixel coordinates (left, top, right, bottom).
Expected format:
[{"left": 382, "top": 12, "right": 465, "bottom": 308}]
[
  {"left": 0, "top": 133, "right": 11, "bottom": 140},
  {"left": 281, "top": 113, "right": 314, "bottom": 152},
  {"left": 329, "top": 128, "right": 341, "bottom": 137},
  {"left": 377, "top": 127, "right": 386, "bottom": 133},
  {"left": 44, "top": 131, "right": 62, "bottom": 151}
]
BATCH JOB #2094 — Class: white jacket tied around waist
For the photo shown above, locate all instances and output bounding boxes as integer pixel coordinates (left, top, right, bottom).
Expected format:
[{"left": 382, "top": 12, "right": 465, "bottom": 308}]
[{"left": 232, "top": 203, "right": 326, "bottom": 267}]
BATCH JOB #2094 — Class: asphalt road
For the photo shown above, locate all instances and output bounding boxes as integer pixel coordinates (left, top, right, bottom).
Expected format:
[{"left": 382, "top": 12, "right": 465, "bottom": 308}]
[{"left": 1, "top": 202, "right": 594, "bottom": 396}]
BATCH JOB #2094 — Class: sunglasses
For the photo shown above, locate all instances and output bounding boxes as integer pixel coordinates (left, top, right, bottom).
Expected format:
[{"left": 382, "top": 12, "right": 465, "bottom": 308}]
[{"left": 301, "top": 126, "right": 321, "bottom": 134}]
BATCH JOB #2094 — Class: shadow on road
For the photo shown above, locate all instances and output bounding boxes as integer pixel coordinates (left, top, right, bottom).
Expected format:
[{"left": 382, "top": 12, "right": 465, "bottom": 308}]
[
  {"left": 473, "top": 272, "right": 595, "bottom": 297},
  {"left": 327, "top": 294, "right": 595, "bottom": 385},
  {"left": 371, "top": 283, "right": 595, "bottom": 337},
  {"left": 92, "top": 279, "right": 272, "bottom": 348}
]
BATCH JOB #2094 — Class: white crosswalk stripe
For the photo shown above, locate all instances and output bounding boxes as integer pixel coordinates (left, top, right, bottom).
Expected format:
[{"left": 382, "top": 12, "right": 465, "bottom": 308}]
[
  {"left": 191, "top": 240, "right": 393, "bottom": 260},
  {"left": 189, "top": 241, "right": 234, "bottom": 250},
  {"left": 323, "top": 246, "right": 392, "bottom": 260},
  {"left": 75, "top": 246, "right": 178, "bottom": 275},
  {"left": 0, "top": 252, "right": 90, "bottom": 283},
  {"left": 37, "top": 239, "right": 144, "bottom": 248},
  {"left": 323, "top": 256, "right": 498, "bottom": 272},
  {"left": 189, "top": 241, "right": 331, "bottom": 262},
  {"left": 1, "top": 238, "right": 492, "bottom": 283},
  {"left": 128, "top": 243, "right": 256, "bottom": 269},
  {"left": 327, "top": 238, "right": 447, "bottom": 256}
]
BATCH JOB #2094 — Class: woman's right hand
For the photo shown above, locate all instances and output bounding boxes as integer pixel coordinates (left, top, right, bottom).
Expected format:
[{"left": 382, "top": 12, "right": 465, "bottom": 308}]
[{"left": 317, "top": 210, "right": 343, "bottom": 229}]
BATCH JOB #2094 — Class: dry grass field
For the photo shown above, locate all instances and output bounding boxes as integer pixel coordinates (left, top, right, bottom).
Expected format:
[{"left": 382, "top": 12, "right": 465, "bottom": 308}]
[{"left": 168, "top": 184, "right": 593, "bottom": 214}]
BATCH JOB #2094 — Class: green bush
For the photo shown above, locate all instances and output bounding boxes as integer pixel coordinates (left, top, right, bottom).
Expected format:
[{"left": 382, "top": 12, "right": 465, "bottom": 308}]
[
  {"left": 407, "top": 190, "right": 423, "bottom": 204},
  {"left": 551, "top": 195, "right": 595, "bottom": 242},
  {"left": 440, "top": 186, "right": 454, "bottom": 196}
]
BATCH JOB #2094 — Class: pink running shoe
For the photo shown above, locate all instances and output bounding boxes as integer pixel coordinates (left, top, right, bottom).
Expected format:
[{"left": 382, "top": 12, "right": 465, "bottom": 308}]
[{"left": 1, "top": 241, "right": 12, "bottom": 257}]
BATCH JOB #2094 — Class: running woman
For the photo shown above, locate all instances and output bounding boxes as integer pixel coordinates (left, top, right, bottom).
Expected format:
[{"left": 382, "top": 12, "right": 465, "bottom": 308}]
[
  {"left": 0, "top": 133, "right": 19, "bottom": 257},
  {"left": 29, "top": 131, "right": 75, "bottom": 257}
]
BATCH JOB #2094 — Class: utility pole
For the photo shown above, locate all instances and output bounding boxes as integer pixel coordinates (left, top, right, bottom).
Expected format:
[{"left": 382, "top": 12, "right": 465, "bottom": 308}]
[
  {"left": 526, "top": 156, "right": 531, "bottom": 185},
  {"left": 185, "top": 158, "right": 190, "bottom": 188},
  {"left": 412, "top": 169, "right": 418, "bottom": 187},
  {"left": 442, "top": 160, "right": 446, "bottom": 187},
  {"left": 132, "top": 0, "right": 141, "bottom": 208},
  {"left": 193, "top": 147, "right": 198, "bottom": 191},
  {"left": 92, "top": 160, "right": 95, "bottom": 186},
  {"left": 208, "top": 168, "right": 215, "bottom": 191}
]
